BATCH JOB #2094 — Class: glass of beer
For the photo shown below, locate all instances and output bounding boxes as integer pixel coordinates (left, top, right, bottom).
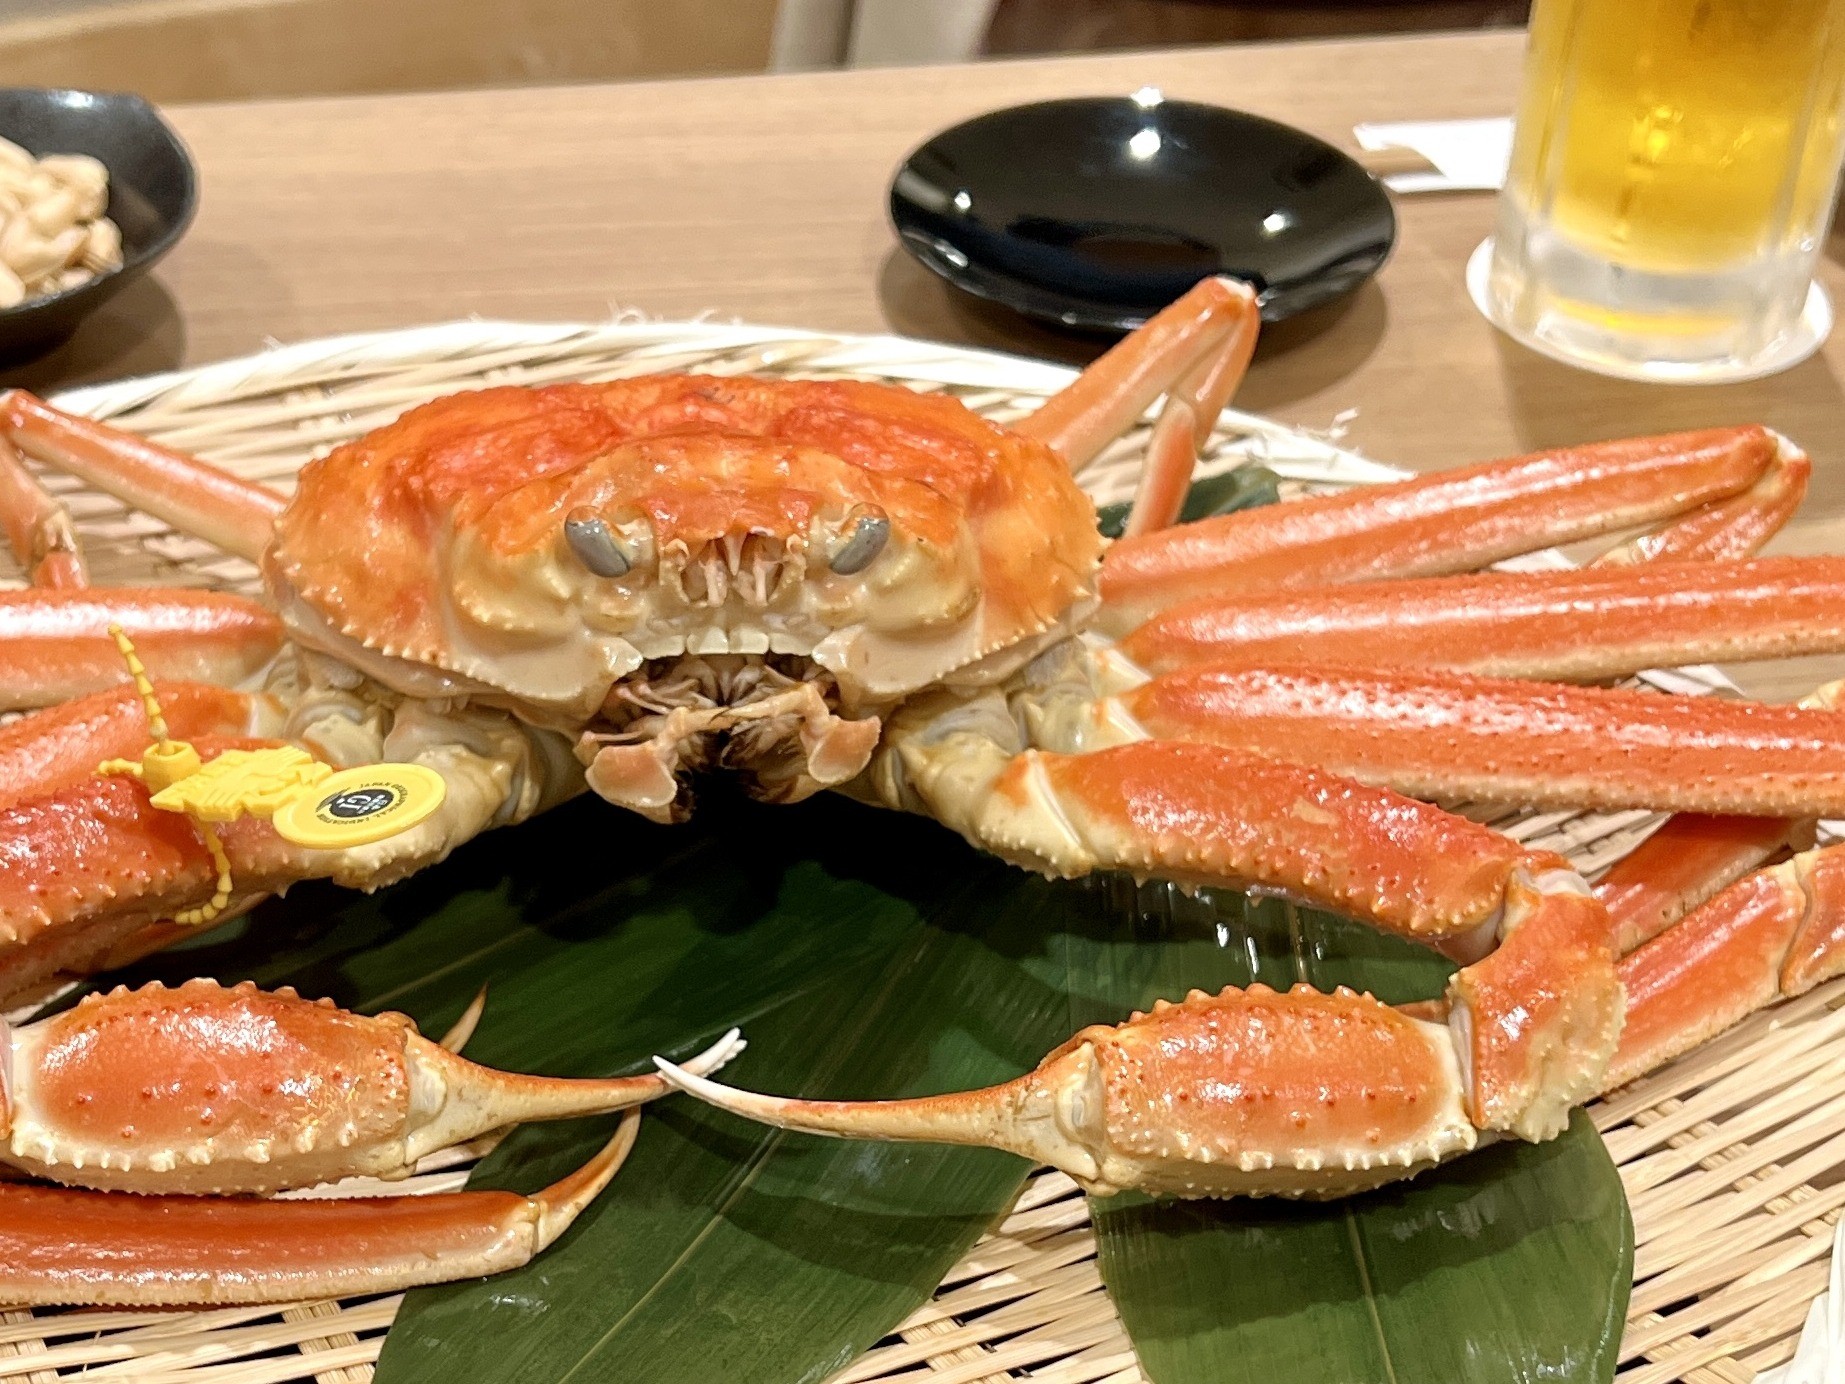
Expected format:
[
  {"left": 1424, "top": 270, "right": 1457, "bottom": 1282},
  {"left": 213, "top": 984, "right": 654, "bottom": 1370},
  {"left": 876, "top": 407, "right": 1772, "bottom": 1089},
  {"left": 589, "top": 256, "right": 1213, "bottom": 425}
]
[{"left": 1479, "top": 0, "right": 1845, "bottom": 382}]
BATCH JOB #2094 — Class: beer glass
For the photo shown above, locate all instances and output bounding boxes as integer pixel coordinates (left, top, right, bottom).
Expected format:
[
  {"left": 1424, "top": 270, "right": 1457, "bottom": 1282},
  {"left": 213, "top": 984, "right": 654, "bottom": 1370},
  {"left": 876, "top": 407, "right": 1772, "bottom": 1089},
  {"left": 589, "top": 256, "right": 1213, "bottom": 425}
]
[{"left": 1479, "top": 0, "right": 1845, "bottom": 382}]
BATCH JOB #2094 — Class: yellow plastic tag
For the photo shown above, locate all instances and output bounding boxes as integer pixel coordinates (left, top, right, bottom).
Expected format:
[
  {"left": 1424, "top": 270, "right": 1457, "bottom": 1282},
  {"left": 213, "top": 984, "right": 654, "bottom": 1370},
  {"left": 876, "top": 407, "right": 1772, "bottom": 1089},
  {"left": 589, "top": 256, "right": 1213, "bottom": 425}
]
[
  {"left": 147, "top": 746, "right": 334, "bottom": 822},
  {"left": 271, "top": 764, "right": 448, "bottom": 849}
]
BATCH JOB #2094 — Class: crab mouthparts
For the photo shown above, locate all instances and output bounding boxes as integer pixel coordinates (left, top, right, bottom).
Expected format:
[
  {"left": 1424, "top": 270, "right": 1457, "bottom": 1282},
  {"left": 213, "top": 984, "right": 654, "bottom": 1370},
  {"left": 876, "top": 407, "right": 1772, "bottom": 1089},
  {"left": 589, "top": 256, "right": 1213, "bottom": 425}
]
[{"left": 574, "top": 655, "right": 881, "bottom": 823}]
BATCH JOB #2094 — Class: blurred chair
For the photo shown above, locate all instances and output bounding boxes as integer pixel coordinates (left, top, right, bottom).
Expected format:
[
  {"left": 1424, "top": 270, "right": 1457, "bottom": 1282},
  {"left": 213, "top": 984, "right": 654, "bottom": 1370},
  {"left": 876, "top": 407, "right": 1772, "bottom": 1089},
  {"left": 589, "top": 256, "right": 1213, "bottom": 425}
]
[
  {"left": 0, "top": 0, "right": 779, "bottom": 103},
  {"left": 770, "top": 0, "right": 1526, "bottom": 68},
  {"left": 987, "top": 0, "right": 1529, "bottom": 50},
  {"left": 772, "top": 0, "right": 1000, "bottom": 69}
]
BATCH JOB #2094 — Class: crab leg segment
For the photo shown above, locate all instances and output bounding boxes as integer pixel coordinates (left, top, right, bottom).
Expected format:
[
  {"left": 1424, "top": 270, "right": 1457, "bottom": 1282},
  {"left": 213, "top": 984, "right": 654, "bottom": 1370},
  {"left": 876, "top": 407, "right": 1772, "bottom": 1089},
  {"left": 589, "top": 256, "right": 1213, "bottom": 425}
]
[
  {"left": 0, "top": 391, "right": 284, "bottom": 562},
  {"left": 0, "top": 978, "right": 742, "bottom": 1194},
  {"left": 1017, "top": 277, "right": 1260, "bottom": 535},
  {"left": 0, "top": 586, "right": 285, "bottom": 709},
  {"left": 0, "top": 1110, "right": 637, "bottom": 1308},
  {"left": 1113, "top": 557, "right": 1845, "bottom": 682},
  {"left": 1095, "top": 664, "right": 1845, "bottom": 818},
  {"left": 0, "top": 433, "right": 84, "bottom": 586},
  {"left": 1606, "top": 844, "right": 1845, "bottom": 1089},
  {"left": 0, "top": 682, "right": 280, "bottom": 810},
  {"left": 1593, "top": 681, "right": 1844, "bottom": 953},
  {"left": 1095, "top": 426, "right": 1790, "bottom": 634},
  {"left": 1596, "top": 815, "right": 1810, "bottom": 955},
  {"left": 1596, "top": 444, "right": 1810, "bottom": 565}
]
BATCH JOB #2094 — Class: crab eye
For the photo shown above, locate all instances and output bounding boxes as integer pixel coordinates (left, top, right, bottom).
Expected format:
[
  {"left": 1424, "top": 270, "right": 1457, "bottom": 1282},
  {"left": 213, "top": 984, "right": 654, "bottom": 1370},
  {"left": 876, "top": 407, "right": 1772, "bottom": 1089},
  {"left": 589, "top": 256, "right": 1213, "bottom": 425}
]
[
  {"left": 564, "top": 512, "right": 632, "bottom": 578},
  {"left": 829, "top": 507, "right": 890, "bottom": 575}
]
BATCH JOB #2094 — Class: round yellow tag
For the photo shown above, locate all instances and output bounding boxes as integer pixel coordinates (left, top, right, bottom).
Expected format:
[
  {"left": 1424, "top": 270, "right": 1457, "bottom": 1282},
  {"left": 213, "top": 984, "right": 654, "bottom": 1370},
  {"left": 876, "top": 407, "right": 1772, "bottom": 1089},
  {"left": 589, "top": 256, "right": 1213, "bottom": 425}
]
[{"left": 272, "top": 764, "right": 447, "bottom": 849}]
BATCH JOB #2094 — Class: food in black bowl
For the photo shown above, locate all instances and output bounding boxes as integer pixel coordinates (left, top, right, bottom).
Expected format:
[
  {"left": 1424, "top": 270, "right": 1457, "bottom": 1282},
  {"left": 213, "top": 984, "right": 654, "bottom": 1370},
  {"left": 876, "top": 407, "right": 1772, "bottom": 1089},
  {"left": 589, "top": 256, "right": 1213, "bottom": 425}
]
[{"left": 0, "top": 88, "right": 196, "bottom": 364}]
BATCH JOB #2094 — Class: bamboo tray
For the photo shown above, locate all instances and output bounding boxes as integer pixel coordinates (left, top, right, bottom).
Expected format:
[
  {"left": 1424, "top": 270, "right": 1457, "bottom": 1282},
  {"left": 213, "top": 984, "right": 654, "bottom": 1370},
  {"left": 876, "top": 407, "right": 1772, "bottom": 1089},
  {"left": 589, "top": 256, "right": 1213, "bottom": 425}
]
[{"left": 1, "top": 319, "right": 1837, "bottom": 1384}]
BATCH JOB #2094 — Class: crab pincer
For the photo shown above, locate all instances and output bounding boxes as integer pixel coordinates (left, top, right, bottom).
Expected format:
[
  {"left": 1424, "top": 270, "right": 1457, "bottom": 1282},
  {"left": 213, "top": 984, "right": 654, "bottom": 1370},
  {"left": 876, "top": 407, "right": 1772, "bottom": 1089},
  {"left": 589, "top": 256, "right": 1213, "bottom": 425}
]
[
  {"left": 0, "top": 977, "right": 744, "bottom": 1195},
  {"left": 0, "top": 979, "right": 742, "bottom": 1305}
]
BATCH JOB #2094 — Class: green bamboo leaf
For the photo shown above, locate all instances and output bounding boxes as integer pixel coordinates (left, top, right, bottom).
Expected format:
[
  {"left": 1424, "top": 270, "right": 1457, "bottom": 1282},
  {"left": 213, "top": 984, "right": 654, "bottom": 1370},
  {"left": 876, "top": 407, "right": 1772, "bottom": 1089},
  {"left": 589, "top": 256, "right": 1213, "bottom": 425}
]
[{"left": 1091, "top": 900, "right": 1634, "bottom": 1384}]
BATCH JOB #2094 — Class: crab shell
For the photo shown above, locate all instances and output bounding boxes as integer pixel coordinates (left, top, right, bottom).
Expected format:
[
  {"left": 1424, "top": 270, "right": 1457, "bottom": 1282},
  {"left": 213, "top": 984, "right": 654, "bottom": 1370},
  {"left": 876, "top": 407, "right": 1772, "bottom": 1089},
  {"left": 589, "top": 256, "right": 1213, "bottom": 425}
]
[{"left": 264, "top": 378, "right": 1105, "bottom": 724}]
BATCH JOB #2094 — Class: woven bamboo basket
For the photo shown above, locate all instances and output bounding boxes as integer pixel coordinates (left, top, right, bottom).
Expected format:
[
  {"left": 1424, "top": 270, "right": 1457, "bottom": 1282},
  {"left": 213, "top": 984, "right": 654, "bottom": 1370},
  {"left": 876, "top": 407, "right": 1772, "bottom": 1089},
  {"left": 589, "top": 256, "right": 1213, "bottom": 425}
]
[{"left": 0, "top": 319, "right": 1837, "bottom": 1384}]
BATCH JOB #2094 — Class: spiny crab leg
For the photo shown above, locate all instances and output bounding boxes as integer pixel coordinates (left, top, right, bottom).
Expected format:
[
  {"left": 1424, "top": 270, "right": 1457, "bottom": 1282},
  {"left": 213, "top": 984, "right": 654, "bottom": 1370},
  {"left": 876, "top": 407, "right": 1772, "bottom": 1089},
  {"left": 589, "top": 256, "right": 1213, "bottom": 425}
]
[
  {"left": 0, "top": 390, "right": 284, "bottom": 562},
  {"left": 1095, "top": 426, "right": 1799, "bottom": 634},
  {"left": 658, "top": 810, "right": 1613, "bottom": 1198},
  {"left": 0, "top": 681, "right": 281, "bottom": 812},
  {"left": 1017, "top": 276, "right": 1260, "bottom": 535},
  {"left": 836, "top": 721, "right": 1618, "bottom": 1196},
  {"left": 0, "top": 586, "right": 285, "bottom": 709},
  {"left": 1076, "top": 663, "right": 1845, "bottom": 818},
  {"left": 0, "top": 977, "right": 744, "bottom": 1195},
  {"left": 0, "top": 1108, "right": 638, "bottom": 1308},
  {"left": 660, "top": 982, "right": 1490, "bottom": 1199},
  {"left": 1112, "top": 556, "right": 1845, "bottom": 682}
]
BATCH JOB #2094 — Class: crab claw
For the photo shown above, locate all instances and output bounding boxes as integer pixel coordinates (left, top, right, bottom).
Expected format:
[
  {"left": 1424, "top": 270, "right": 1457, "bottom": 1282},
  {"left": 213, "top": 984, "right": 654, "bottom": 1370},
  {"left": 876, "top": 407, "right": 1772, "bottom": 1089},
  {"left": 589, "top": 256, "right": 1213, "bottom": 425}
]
[
  {"left": 1, "top": 978, "right": 744, "bottom": 1195},
  {"left": 0, "top": 1109, "right": 638, "bottom": 1307},
  {"left": 655, "top": 983, "right": 1482, "bottom": 1200}
]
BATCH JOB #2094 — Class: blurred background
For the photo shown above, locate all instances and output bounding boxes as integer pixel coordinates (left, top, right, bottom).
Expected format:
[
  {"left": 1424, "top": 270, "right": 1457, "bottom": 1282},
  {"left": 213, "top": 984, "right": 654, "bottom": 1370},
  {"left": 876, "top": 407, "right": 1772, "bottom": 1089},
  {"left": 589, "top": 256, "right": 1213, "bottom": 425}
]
[{"left": 0, "top": 0, "right": 1529, "bottom": 103}]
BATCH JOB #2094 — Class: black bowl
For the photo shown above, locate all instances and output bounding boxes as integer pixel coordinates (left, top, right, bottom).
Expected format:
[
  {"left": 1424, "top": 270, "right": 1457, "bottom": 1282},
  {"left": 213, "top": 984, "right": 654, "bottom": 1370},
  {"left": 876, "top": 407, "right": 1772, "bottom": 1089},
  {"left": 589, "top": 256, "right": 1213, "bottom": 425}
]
[
  {"left": 890, "top": 95, "right": 1396, "bottom": 333},
  {"left": 0, "top": 88, "right": 197, "bottom": 364}
]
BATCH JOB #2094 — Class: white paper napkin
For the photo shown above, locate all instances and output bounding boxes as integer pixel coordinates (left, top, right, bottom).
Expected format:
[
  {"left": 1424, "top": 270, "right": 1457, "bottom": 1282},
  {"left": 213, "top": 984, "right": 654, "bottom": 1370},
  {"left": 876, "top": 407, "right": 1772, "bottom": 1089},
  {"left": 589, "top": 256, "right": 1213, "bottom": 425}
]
[
  {"left": 1353, "top": 117, "right": 1514, "bottom": 193},
  {"left": 1757, "top": 1217, "right": 1845, "bottom": 1384}
]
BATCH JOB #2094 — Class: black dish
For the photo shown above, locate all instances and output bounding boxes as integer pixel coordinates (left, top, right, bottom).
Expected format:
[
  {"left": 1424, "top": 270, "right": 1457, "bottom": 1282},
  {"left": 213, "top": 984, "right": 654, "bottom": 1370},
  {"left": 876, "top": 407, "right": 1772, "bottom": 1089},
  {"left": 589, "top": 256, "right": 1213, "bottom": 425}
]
[
  {"left": 0, "top": 88, "right": 197, "bottom": 364},
  {"left": 890, "top": 95, "right": 1396, "bottom": 333}
]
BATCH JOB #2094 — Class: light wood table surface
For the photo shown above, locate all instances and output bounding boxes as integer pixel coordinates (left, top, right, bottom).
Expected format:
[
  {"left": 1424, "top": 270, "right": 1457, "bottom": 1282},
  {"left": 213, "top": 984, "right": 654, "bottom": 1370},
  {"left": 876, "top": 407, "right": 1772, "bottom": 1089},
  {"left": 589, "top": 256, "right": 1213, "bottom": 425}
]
[{"left": 11, "top": 29, "right": 1844, "bottom": 698}]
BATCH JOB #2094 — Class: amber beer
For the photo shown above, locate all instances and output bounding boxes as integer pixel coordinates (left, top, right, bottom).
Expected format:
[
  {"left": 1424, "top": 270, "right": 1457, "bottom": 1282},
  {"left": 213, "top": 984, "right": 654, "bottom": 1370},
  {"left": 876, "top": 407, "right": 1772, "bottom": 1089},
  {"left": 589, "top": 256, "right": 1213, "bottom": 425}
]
[{"left": 1486, "top": 0, "right": 1845, "bottom": 378}]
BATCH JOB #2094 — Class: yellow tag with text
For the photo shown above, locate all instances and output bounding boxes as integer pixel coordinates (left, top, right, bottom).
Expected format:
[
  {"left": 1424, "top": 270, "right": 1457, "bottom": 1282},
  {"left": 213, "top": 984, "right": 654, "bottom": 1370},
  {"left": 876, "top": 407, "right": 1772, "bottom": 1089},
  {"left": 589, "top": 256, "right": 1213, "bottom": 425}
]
[{"left": 272, "top": 764, "right": 447, "bottom": 849}]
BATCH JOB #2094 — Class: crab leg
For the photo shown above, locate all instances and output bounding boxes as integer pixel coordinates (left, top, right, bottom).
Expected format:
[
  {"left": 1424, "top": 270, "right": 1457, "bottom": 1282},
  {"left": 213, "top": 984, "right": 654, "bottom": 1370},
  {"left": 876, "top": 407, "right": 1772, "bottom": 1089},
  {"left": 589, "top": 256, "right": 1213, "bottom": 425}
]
[
  {"left": 825, "top": 713, "right": 1619, "bottom": 1192},
  {"left": 1075, "top": 663, "right": 1845, "bottom": 818},
  {"left": 1605, "top": 842, "right": 1845, "bottom": 1089},
  {"left": 1112, "top": 557, "right": 1845, "bottom": 682},
  {"left": 0, "top": 695, "right": 579, "bottom": 1005},
  {"left": 0, "top": 432, "right": 84, "bottom": 586},
  {"left": 1017, "top": 276, "right": 1260, "bottom": 535},
  {"left": 0, "top": 682, "right": 280, "bottom": 810},
  {"left": 0, "top": 586, "right": 285, "bottom": 708},
  {"left": 0, "top": 759, "right": 307, "bottom": 1004},
  {"left": 1, "top": 978, "right": 742, "bottom": 1194},
  {"left": 659, "top": 801, "right": 1613, "bottom": 1195},
  {"left": 1595, "top": 444, "right": 1810, "bottom": 565},
  {"left": 1592, "top": 681, "right": 1845, "bottom": 953},
  {"left": 1095, "top": 426, "right": 1795, "bottom": 634},
  {"left": 0, "top": 391, "right": 284, "bottom": 562},
  {"left": 1595, "top": 815, "right": 1811, "bottom": 955},
  {"left": 0, "top": 1111, "right": 638, "bottom": 1307}
]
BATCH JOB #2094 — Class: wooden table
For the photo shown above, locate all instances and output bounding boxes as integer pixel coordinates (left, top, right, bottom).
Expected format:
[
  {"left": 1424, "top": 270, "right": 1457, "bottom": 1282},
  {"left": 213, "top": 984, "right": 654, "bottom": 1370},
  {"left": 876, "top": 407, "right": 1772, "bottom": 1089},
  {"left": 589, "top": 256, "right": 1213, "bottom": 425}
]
[{"left": 12, "top": 29, "right": 1844, "bottom": 698}]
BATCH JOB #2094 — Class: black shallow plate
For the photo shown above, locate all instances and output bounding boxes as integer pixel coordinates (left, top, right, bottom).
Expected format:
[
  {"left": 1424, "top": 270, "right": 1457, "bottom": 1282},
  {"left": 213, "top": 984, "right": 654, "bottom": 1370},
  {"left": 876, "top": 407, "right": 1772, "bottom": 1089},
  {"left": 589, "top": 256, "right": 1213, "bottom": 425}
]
[
  {"left": 890, "top": 95, "right": 1396, "bottom": 333},
  {"left": 0, "top": 88, "right": 197, "bottom": 365}
]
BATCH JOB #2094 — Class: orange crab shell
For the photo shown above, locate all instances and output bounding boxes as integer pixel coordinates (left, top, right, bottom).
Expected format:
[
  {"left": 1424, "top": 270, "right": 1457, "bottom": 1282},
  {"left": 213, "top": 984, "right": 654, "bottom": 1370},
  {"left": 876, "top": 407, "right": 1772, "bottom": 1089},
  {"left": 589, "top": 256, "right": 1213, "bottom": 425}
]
[{"left": 267, "top": 377, "right": 1106, "bottom": 714}]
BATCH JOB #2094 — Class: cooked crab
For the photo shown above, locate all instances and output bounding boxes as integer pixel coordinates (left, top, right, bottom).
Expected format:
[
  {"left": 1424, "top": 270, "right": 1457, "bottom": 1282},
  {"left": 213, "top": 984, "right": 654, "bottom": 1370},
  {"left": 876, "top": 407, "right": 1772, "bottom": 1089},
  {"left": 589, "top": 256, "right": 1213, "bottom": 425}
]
[{"left": 7, "top": 278, "right": 1845, "bottom": 1301}]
